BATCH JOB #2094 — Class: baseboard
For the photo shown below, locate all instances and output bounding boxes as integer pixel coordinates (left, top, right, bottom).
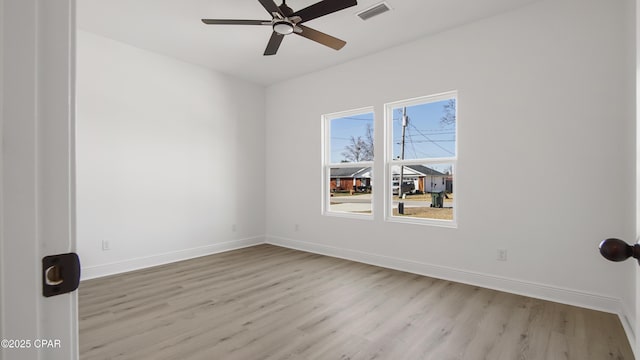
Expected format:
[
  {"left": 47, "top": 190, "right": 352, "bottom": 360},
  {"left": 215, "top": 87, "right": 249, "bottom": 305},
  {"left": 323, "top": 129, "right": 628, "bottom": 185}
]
[
  {"left": 619, "top": 301, "right": 637, "bottom": 357},
  {"left": 81, "top": 236, "right": 264, "bottom": 281},
  {"left": 265, "top": 235, "right": 624, "bottom": 316}
]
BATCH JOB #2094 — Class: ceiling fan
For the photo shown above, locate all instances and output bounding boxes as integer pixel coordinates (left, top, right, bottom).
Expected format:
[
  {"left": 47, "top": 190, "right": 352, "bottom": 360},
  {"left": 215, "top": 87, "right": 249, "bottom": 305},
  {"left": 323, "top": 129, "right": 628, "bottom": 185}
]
[{"left": 201, "top": 0, "right": 358, "bottom": 56}]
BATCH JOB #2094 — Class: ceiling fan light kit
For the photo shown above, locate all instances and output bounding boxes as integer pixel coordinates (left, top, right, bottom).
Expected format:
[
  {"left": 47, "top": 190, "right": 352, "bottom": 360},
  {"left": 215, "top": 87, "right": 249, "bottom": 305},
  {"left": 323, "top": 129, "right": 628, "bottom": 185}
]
[
  {"left": 201, "top": 0, "right": 358, "bottom": 56},
  {"left": 273, "top": 20, "right": 294, "bottom": 35}
]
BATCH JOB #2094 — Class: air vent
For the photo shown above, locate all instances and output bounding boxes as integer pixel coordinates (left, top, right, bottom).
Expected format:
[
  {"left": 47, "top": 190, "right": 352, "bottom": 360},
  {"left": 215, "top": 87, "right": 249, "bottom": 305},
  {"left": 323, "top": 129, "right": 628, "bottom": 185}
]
[{"left": 356, "top": 2, "right": 391, "bottom": 21}]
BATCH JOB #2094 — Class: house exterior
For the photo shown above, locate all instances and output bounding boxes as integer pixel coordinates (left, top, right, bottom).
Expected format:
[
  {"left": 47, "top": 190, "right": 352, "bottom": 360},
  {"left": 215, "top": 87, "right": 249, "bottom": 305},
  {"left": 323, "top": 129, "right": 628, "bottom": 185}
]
[
  {"left": 330, "top": 167, "right": 372, "bottom": 192},
  {"left": 445, "top": 175, "right": 454, "bottom": 193},
  {"left": 331, "top": 165, "right": 450, "bottom": 194},
  {"left": 391, "top": 165, "right": 448, "bottom": 194}
]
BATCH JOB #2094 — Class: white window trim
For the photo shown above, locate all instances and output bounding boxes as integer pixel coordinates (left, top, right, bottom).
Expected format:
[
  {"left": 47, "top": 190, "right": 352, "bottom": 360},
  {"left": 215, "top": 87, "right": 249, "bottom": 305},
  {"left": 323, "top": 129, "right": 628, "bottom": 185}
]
[
  {"left": 384, "top": 91, "right": 458, "bottom": 227},
  {"left": 321, "top": 106, "right": 375, "bottom": 219}
]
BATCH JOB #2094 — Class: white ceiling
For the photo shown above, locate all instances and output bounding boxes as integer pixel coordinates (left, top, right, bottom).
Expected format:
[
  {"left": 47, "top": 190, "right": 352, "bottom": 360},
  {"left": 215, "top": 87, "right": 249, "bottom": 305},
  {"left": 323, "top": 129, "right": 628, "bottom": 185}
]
[{"left": 78, "top": 0, "right": 538, "bottom": 86}]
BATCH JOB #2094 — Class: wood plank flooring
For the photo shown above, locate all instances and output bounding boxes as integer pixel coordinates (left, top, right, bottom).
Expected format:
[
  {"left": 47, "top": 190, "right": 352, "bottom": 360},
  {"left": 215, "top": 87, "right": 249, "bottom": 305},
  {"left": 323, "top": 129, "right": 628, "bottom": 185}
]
[{"left": 79, "top": 244, "right": 633, "bottom": 359}]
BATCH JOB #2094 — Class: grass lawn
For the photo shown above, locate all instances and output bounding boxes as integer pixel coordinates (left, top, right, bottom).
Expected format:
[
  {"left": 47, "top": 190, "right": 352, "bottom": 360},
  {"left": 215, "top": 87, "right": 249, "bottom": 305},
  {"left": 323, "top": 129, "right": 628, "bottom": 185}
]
[
  {"left": 392, "top": 192, "right": 454, "bottom": 203},
  {"left": 331, "top": 192, "right": 370, "bottom": 197},
  {"left": 329, "top": 191, "right": 454, "bottom": 220},
  {"left": 392, "top": 206, "right": 453, "bottom": 220},
  {"left": 332, "top": 192, "right": 453, "bottom": 201},
  {"left": 329, "top": 207, "right": 452, "bottom": 220}
]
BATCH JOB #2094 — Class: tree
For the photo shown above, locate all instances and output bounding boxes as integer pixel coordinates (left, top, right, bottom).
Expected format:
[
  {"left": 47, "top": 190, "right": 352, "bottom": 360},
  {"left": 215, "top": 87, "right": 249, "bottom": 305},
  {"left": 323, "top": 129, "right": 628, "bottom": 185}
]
[
  {"left": 363, "top": 123, "right": 374, "bottom": 160},
  {"left": 440, "top": 99, "right": 456, "bottom": 126},
  {"left": 341, "top": 136, "right": 370, "bottom": 162},
  {"left": 342, "top": 123, "right": 374, "bottom": 162}
]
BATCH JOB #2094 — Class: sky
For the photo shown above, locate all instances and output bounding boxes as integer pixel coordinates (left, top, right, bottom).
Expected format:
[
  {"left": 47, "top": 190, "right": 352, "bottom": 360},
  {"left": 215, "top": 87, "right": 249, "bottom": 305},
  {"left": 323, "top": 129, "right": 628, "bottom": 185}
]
[
  {"left": 329, "top": 112, "right": 374, "bottom": 163},
  {"left": 329, "top": 98, "right": 456, "bottom": 164}
]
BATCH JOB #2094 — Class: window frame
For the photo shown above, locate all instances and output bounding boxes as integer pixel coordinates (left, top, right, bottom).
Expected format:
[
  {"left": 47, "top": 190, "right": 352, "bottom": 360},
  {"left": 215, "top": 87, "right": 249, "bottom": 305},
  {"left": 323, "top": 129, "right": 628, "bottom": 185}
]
[
  {"left": 384, "top": 91, "right": 458, "bottom": 227},
  {"left": 321, "top": 106, "right": 375, "bottom": 219}
]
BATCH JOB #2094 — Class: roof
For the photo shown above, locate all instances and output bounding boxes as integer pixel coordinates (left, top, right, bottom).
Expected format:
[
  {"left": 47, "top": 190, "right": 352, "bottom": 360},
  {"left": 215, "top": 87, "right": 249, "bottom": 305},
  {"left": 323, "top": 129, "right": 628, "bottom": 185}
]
[
  {"left": 331, "top": 165, "right": 446, "bottom": 178},
  {"left": 390, "top": 165, "right": 446, "bottom": 177},
  {"left": 405, "top": 165, "right": 446, "bottom": 177},
  {"left": 330, "top": 167, "right": 370, "bottom": 178}
]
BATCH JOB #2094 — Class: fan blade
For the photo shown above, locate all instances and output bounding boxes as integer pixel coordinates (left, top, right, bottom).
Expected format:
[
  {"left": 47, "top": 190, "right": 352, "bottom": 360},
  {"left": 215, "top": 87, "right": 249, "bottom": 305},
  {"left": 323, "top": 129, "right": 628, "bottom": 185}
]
[
  {"left": 292, "top": 0, "right": 357, "bottom": 23},
  {"left": 202, "top": 19, "right": 272, "bottom": 25},
  {"left": 295, "top": 24, "right": 346, "bottom": 50},
  {"left": 258, "top": 0, "right": 283, "bottom": 17},
  {"left": 264, "top": 32, "right": 285, "bottom": 55}
]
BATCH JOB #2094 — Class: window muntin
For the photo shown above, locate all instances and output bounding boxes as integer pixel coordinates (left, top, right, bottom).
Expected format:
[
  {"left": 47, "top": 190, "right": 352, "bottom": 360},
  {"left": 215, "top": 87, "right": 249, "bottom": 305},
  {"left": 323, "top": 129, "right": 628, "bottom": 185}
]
[
  {"left": 322, "top": 108, "right": 374, "bottom": 217},
  {"left": 386, "top": 92, "right": 457, "bottom": 225}
]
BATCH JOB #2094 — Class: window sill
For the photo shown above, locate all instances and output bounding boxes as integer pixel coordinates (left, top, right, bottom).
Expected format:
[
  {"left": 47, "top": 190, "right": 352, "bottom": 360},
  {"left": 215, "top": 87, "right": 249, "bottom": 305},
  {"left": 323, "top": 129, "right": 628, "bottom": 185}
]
[
  {"left": 385, "top": 216, "right": 457, "bottom": 228},
  {"left": 323, "top": 211, "right": 374, "bottom": 221}
]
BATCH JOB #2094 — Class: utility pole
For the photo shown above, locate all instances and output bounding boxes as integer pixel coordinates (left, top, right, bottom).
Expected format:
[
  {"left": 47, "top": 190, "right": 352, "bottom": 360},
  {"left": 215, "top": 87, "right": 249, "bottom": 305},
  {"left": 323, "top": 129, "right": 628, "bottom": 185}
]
[{"left": 398, "top": 107, "right": 407, "bottom": 214}]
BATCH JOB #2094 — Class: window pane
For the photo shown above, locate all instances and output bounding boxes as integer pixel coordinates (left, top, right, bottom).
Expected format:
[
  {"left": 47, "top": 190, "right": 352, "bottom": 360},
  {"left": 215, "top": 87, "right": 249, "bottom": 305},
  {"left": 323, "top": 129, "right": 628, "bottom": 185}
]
[
  {"left": 330, "top": 112, "right": 374, "bottom": 164},
  {"left": 329, "top": 166, "right": 372, "bottom": 214},
  {"left": 391, "top": 163, "right": 454, "bottom": 220},
  {"left": 391, "top": 98, "right": 456, "bottom": 160}
]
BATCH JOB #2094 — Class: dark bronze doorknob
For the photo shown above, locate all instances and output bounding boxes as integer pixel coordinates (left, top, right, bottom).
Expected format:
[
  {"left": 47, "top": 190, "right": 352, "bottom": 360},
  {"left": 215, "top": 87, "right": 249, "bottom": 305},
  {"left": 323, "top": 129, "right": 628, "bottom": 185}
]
[{"left": 599, "top": 238, "right": 640, "bottom": 265}]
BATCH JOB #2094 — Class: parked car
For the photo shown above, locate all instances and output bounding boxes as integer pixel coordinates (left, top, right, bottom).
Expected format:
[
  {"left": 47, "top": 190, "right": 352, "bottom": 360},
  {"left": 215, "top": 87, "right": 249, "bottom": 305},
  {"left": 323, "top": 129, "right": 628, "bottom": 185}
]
[{"left": 392, "top": 181, "right": 415, "bottom": 195}]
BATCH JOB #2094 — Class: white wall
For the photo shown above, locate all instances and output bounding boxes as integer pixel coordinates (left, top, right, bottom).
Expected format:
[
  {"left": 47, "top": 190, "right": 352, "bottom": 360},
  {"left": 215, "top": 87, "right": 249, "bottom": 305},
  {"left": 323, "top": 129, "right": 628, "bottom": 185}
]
[
  {"left": 265, "top": 0, "right": 636, "bottom": 330},
  {"left": 0, "top": 0, "right": 5, "bottom": 346},
  {"left": 77, "top": 31, "right": 266, "bottom": 279}
]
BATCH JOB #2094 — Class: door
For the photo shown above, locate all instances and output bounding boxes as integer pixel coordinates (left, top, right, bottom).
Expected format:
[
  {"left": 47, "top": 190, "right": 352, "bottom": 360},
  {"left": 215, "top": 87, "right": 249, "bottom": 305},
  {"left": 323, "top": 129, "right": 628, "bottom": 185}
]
[
  {"left": 1, "top": 0, "right": 78, "bottom": 359},
  {"left": 636, "top": 1, "right": 640, "bottom": 356},
  {"left": 636, "top": 0, "right": 640, "bottom": 355}
]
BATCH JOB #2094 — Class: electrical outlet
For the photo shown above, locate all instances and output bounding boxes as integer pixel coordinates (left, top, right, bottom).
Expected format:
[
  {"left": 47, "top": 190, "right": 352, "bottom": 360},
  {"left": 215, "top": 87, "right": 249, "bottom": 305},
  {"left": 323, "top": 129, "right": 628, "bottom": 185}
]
[
  {"left": 294, "top": 224, "right": 300, "bottom": 231},
  {"left": 497, "top": 249, "right": 507, "bottom": 261},
  {"left": 102, "top": 240, "right": 110, "bottom": 251},
  {"left": 232, "top": 224, "right": 237, "bottom": 232}
]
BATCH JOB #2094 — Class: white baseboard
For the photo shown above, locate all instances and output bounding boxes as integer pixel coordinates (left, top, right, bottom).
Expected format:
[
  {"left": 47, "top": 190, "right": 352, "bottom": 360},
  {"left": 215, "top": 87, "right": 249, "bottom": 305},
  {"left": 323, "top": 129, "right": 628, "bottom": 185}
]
[
  {"left": 265, "top": 235, "right": 624, "bottom": 316},
  {"left": 81, "top": 236, "right": 264, "bottom": 281},
  {"left": 619, "top": 301, "right": 637, "bottom": 357}
]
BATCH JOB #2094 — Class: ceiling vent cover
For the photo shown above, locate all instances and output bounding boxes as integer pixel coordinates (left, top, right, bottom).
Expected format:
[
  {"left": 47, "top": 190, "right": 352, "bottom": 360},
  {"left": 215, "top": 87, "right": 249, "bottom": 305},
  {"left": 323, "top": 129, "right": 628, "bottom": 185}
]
[{"left": 356, "top": 2, "right": 391, "bottom": 21}]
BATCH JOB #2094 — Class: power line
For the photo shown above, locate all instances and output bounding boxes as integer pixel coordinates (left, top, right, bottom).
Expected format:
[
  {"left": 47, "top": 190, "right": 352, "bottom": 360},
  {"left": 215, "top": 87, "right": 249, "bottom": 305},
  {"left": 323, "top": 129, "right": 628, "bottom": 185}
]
[
  {"left": 405, "top": 126, "right": 418, "bottom": 159},
  {"left": 412, "top": 130, "right": 455, "bottom": 134},
  {"left": 331, "top": 137, "right": 354, "bottom": 140},
  {"left": 395, "top": 139, "right": 455, "bottom": 143},
  {"left": 410, "top": 123, "right": 455, "bottom": 155}
]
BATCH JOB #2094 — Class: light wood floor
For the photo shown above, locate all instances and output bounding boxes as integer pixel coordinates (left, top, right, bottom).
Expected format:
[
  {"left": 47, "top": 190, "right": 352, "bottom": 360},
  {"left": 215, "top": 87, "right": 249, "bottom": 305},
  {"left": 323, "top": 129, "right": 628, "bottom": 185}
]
[{"left": 79, "top": 244, "right": 633, "bottom": 359}]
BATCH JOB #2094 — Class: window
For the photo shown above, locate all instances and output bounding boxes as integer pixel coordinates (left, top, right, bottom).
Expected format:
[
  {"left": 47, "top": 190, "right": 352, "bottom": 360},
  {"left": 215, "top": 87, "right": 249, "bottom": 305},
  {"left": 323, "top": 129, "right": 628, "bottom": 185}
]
[
  {"left": 385, "top": 92, "right": 457, "bottom": 225},
  {"left": 322, "top": 108, "right": 374, "bottom": 217}
]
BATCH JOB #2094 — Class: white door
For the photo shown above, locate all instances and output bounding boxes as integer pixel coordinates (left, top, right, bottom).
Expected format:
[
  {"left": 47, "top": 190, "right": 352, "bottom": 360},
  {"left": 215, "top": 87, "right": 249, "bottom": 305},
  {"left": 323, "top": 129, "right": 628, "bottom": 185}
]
[
  {"left": 636, "top": 1, "right": 640, "bottom": 356},
  {"left": 1, "top": 0, "right": 78, "bottom": 359},
  {"left": 636, "top": 0, "right": 640, "bottom": 356}
]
